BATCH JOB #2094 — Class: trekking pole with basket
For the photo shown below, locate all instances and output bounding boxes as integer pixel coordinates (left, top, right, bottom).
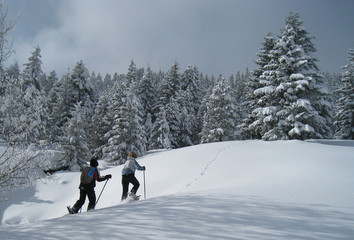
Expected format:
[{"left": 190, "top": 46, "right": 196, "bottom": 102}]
[
  {"left": 96, "top": 179, "right": 109, "bottom": 205},
  {"left": 143, "top": 170, "right": 146, "bottom": 200}
]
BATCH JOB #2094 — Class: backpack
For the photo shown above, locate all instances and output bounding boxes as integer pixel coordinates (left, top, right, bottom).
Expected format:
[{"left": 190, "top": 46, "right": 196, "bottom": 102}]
[{"left": 81, "top": 166, "right": 96, "bottom": 184}]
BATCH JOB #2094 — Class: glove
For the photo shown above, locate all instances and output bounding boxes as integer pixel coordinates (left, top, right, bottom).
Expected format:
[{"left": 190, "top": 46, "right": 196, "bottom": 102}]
[
  {"left": 105, "top": 174, "right": 112, "bottom": 179},
  {"left": 142, "top": 166, "right": 146, "bottom": 171}
]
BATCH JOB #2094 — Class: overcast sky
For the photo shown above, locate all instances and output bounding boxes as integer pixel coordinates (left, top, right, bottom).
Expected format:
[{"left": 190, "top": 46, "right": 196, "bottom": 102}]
[{"left": 5, "top": 0, "right": 354, "bottom": 78}]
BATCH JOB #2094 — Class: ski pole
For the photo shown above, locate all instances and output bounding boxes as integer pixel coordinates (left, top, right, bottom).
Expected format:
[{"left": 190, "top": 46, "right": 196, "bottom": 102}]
[
  {"left": 96, "top": 179, "right": 109, "bottom": 205},
  {"left": 143, "top": 170, "right": 146, "bottom": 200}
]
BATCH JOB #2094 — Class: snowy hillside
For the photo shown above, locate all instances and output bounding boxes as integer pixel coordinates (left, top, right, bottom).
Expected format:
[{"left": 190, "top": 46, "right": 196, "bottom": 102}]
[{"left": 1, "top": 140, "right": 354, "bottom": 239}]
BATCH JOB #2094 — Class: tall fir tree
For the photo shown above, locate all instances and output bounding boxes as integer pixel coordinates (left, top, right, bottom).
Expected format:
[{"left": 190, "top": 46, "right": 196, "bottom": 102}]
[
  {"left": 150, "top": 106, "right": 171, "bottom": 149},
  {"left": 334, "top": 49, "right": 354, "bottom": 139},
  {"left": 175, "top": 89, "right": 195, "bottom": 147},
  {"left": 90, "top": 93, "right": 113, "bottom": 158},
  {"left": 243, "top": 12, "right": 332, "bottom": 140},
  {"left": 61, "top": 103, "right": 92, "bottom": 171},
  {"left": 42, "top": 70, "right": 58, "bottom": 96},
  {"left": 47, "top": 61, "right": 95, "bottom": 142},
  {"left": 165, "top": 97, "right": 181, "bottom": 148},
  {"left": 160, "top": 61, "right": 180, "bottom": 105},
  {"left": 241, "top": 31, "right": 277, "bottom": 139},
  {"left": 201, "top": 76, "right": 241, "bottom": 143},
  {"left": 0, "top": 47, "right": 48, "bottom": 145},
  {"left": 126, "top": 60, "right": 138, "bottom": 88},
  {"left": 102, "top": 81, "right": 127, "bottom": 163},
  {"left": 137, "top": 66, "right": 157, "bottom": 122},
  {"left": 273, "top": 12, "right": 332, "bottom": 140},
  {"left": 103, "top": 81, "right": 146, "bottom": 164},
  {"left": 22, "top": 46, "right": 43, "bottom": 91}
]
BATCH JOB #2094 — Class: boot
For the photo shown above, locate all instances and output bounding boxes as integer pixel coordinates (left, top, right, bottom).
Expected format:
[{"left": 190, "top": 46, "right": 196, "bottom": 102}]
[{"left": 129, "top": 191, "right": 139, "bottom": 200}]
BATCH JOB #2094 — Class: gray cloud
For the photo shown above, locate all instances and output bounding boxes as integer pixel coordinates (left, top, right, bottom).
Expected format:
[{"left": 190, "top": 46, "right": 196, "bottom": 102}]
[{"left": 6, "top": 0, "right": 354, "bottom": 77}]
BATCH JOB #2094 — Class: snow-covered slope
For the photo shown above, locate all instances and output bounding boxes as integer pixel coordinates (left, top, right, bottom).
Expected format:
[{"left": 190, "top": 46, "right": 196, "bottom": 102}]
[{"left": 1, "top": 140, "right": 354, "bottom": 239}]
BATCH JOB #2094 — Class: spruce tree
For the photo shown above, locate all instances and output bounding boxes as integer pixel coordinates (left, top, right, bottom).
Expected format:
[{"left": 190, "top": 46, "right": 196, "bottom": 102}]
[
  {"left": 334, "top": 49, "right": 354, "bottom": 139},
  {"left": 103, "top": 81, "right": 146, "bottom": 164},
  {"left": 90, "top": 94, "right": 113, "bottom": 158},
  {"left": 102, "top": 81, "right": 127, "bottom": 163},
  {"left": 201, "top": 76, "right": 240, "bottom": 143},
  {"left": 137, "top": 66, "right": 157, "bottom": 122},
  {"left": 241, "top": 31, "right": 277, "bottom": 139},
  {"left": 61, "top": 103, "right": 92, "bottom": 171},
  {"left": 160, "top": 61, "right": 180, "bottom": 105},
  {"left": 22, "top": 46, "right": 43, "bottom": 91},
  {"left": 244, "top": 12, "right": 332, "bottom": 140},
  {"left": 150, "top": 106, "right": 171, "bottom": 149},
  {"left": 273, "top": 12, "right": 332, "bottom": 140},
  {"left": 126, "top": 60, "right": 138, "bottom": 87},
  {"left": 165, "top": 97, "right": 181, "bottom": 148},
  {"left": 47, "top": 61, "right": 95, "bottom": 142},
  {"left": 43, "top": 70, "right": 58, "bottom": 96}
]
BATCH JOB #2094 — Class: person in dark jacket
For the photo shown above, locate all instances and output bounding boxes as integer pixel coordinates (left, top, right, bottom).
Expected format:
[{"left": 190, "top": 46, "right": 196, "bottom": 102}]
[
  {"left": 68, "top": 158, "right": 112, "bottom": 214},
  {"left": 121, "top": 152, "right": 145, "bottom": 201}
]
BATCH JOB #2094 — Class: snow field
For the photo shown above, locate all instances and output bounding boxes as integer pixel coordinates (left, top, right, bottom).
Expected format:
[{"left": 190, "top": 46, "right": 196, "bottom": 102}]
[{"left": 0, "top": 140, "right": 354, "bottom": 239}]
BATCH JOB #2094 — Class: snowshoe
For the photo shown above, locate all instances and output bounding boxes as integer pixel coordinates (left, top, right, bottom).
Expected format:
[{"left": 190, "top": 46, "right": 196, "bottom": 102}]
[
  {"left": 129, "top": 194, "right": 141, "bottom": 201},
  {"left": 67, "top": 206, "right": 76, "bottom": 214}
]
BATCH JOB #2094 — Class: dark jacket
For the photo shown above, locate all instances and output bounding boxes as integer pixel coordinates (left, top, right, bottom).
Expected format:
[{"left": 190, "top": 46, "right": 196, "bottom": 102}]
[{"left": 79, "top": 167, "right": 106, "bottom": 189}]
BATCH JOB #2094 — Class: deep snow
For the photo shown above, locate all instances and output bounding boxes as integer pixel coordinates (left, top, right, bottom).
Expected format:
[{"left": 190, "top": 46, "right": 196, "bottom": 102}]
[{"left": 0, "top": 140, "right": 354, "bottom": 239}]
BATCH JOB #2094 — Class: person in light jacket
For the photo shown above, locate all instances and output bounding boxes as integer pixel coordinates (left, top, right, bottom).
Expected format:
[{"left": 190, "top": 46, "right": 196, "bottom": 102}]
[{"left": 121, "top": 152, "right": 145, "bottom": 200}]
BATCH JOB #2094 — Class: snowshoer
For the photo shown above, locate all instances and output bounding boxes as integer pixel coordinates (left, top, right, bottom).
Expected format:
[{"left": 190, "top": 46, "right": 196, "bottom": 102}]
[
  {"left": 121, "top": 152, "right": 145, "bottom": 201},
  {"left": 68, "top": 157, "right": 112, "bottom": 214}
]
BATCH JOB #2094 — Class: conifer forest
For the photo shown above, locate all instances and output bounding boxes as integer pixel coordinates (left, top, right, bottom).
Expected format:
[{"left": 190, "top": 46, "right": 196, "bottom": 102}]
[{"left": 0, "top": 10, "right": 353, "bottom": 174}]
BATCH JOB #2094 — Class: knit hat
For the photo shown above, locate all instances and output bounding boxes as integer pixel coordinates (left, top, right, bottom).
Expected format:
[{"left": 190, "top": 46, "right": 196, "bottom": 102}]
[
  {"left": 127, "top": 152, "right": 138, "bottom": 158},
  {"left": 90, "top": 158, "right": 99, "bottom": 167}
]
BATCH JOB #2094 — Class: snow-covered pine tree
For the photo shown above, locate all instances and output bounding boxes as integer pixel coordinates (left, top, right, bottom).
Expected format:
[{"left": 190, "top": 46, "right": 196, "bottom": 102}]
[
  {"left": 126, "top": 60, "right": 138, "bottom": 87},
  {"left": 103, "top": 80, "right": 146, "bottom": 164},
  {"left": 234, "top": 69, "right": 250, "bottom": 105},
  {"left": 244, "top": 13, "right": 332, "bottom": 140},
  {"left": 47, "top": 61, "right": 95, "bottom": 142},
  {"left": 124, "top": 86, "right": 147, "bottom": 156},
  {"left": 197, "top": 76, "right": 215, "bottom": 141},
  {"left": 160, "top": 61, "right": 181, "bottom": 106},
  {"left": 5, "top": 61, "right": 20, "bottom": 80},
  {"left": 137, "top": 66, "right": 157, "bottom": 121},
  {"left": 144, "top": 113, "right": 153, "bottom": 150},
  {"left": 42, "top": 70, "right": 58, "bottom": 96},
  {"left": 22, "top": 46, "right": 43, "bottom": 91},
  {"left": 19, "top": 83, "right": 48, "bottom": 144},
  {"left": 70, "top": 60, "right": 95, "bottom": 105},
  {"left": 103, "top": 73, "right": 113, "bottom": 91},
  {"left": 0, "top": 73, "right": 23, "bottom": 143},
  {"left": 61, "top": 102, "right": 92, "bottom": 171},
  {"left": 89, "top": 71, "right": 104, "bottom": 99},
  {"left": 1, "top": 61, "right": 19, "bottom": 97},
  {"left": 175, "top": 89, "right": 195, "bottom": 147},
  {"left": 201, "top": 76, "right": 241, "bottom": 143},
  {"left": 101, "top": 81, "right": 125, "bottom": 163},
  {"left": 1, "top": 80, "right": 47, "bottom": 145},
  {"left": 270, "top": 12, "right": 332, "bottom": 140},
  {"left": 181, "top": 65, "right": 203, "bottom": 143},
  {"left": 90, "top": 93, "right": 113, "bottom": 158},
  {"left": 47, "top": 73, "right": 70, "bottom": 142},
  {"left": 234, "top": 69, "right": 250, "bottom": 125},
  {"left": 334, "top": 49, "right": 354, "bottom": 139},
  {"left": 165, "top": 97, "right": 181, "bottom": 148},
  {"left": 240, "top": 31, "right": 277, "bottom": 139},
  {"left": 150, "top": 106, "right": 172, "bottom": 149},
  {"left": 1, "top": 50, "right": 47, "bottom": 145}
]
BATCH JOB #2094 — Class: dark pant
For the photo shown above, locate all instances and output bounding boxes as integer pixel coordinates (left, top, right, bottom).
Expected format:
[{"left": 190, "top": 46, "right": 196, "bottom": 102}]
[
  {"left": 72, "top": 187, "right": 96, "bottom": 212},
  {"left": 121, "top": 173, "right": 140, "bottom": 200}
]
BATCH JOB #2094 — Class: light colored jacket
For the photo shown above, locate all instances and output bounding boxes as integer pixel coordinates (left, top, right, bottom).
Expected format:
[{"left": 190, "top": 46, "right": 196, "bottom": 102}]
[{"left": 122, "top": 156, "right": 144, "bottom": 175}]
